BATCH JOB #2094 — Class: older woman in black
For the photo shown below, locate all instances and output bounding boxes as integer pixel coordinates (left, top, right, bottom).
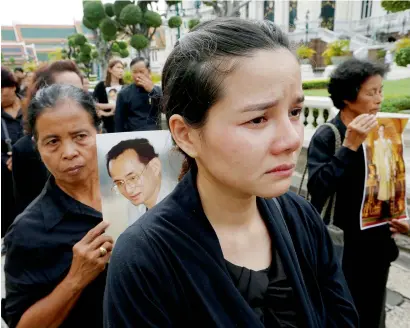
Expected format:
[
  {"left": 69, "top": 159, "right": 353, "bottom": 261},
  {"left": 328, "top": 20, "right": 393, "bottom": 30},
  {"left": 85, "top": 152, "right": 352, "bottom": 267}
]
[
  {"left": 104, "top": 18, "right": 358, "bottom": 328},
  {"left": 307, "top": 58, "right": 410, "bottom": 328},
  {"left": 3, "top": 85, "right": 113, "bottom": 328},
  {"left": 12, "top": 60, "right": 84, "bottom": 216}
]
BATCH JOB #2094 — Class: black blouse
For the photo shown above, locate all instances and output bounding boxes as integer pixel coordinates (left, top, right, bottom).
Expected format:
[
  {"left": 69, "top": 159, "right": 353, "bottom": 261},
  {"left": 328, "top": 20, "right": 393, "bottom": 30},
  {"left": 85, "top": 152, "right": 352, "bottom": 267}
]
[
  {"left": 3, "top": 177, "right": 106, "bottom": 328},
  {"left": 226, "top": 250, "right": 297, "bottom": 327}
]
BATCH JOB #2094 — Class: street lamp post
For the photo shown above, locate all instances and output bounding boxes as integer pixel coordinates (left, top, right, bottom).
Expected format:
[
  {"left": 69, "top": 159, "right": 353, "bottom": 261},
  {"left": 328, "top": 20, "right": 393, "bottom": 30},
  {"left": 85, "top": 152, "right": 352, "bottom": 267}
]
[{"left": 305, "top": 10, "right": 310, "bottom": 45}]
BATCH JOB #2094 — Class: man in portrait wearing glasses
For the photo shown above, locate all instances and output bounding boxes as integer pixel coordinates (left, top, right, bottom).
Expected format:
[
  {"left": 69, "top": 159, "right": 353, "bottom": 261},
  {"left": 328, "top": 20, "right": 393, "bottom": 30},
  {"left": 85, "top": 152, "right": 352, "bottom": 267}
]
[{"left": 106, "top": 138, "right": 174, "bottom": 225}]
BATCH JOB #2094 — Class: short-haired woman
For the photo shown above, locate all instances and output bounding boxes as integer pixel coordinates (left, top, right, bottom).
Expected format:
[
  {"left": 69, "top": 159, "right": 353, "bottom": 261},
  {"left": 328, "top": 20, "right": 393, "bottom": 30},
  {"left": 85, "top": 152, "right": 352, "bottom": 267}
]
[
  {"left": 104, "top": 18, "right": 358, "bottom": 327},
  {"left": 307, "top": 58, "right": 409, "bottom": 328},
  {"left": 3, "top": 84, "right": 113, "bottom": 328}
]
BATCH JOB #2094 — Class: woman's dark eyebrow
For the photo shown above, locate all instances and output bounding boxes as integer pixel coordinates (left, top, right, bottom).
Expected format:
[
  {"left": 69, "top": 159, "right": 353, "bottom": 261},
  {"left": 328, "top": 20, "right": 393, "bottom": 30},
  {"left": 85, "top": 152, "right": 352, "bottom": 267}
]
[{"left": 240, "top": 100, "right": 279, "bottom": 112}]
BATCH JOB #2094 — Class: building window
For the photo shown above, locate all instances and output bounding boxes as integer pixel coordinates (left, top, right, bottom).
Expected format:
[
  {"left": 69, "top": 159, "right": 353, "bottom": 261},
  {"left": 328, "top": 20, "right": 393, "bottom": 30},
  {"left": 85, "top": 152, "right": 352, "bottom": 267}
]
[
  {"left": 264, "top": 1, "right": 275, "bottom": 22},
  {"left": 320, "top": 0, "right": 336, "bottom": 31},
  {"left": 361, "top": 0, "right": 372, "bottom": 19},
  {"left": 289, "top": 1, "right": 298, "bottom": 32}
]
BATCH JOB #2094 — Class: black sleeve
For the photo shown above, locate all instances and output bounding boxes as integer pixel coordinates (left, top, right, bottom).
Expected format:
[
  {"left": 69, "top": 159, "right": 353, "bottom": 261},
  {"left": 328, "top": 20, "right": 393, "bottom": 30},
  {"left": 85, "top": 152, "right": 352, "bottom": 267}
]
[
  {"left": 11, "top": 142, "right": 26, "bottom": 215},
  {"left": 104, "top": 226, "right": 176, "bottom": 327},
  {"left": 114, "top": 90, "right": 127, "bottom": 133},
  {"left": 93, "top": 81, "right": 108, "bottom": 104},
  {"left": 307, "top": 126, "right": 360, "bottom": 211}
]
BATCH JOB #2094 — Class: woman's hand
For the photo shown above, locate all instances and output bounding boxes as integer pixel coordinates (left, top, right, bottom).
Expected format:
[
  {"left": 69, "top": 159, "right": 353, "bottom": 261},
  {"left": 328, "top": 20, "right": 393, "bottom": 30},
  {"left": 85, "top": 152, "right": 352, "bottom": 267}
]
[
  {"left": 343, "top": 114, "right": 378, "bottom": 151},
  {"left": 65, "top": 221, "right": 113, "bottom": 291},
  {"left": 6, "top": 156, "right": 12, "bottom": 171},
  {"left": 389, "top": 219, "right": 410, "bottom": 236}
]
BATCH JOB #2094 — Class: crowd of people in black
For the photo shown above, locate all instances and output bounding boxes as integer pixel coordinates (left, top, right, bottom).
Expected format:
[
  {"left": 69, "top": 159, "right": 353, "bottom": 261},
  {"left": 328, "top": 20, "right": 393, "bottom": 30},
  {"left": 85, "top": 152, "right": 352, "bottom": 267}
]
[{"left": 1, "top": 17, "right": 409, "bottom": 328}]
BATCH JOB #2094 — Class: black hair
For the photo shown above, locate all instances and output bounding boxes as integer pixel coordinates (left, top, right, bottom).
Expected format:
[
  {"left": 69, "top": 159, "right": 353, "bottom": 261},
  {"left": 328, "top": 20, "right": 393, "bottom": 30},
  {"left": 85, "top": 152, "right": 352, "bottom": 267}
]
[
  {"left": 328, "top": 58, "right": 387, "bottom": 110},
  {"left": 1, "top": 67, "right": 18, "bottom": 89},
  {"left": 130, "top": 57, "right": 150, "bottom": 70},
  {"left": 161, "top": 17, "right": 290, "bottom": 179},
  {"left": 28, "top": 84, "right": 101, "bottom": 141},
  {"left": 106, "top": 138, "right": 158, "bottom": 177},
  {"left": 14, "top": 67, "right": 24, "bottom": 73}
]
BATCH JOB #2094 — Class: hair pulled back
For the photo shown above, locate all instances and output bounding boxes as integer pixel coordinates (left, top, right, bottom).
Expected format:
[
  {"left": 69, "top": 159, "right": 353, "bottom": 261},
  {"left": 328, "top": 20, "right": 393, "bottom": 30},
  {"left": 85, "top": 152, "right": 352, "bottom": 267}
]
[{"left": 161, "top": 18, "right": 290, "bottom": 180}]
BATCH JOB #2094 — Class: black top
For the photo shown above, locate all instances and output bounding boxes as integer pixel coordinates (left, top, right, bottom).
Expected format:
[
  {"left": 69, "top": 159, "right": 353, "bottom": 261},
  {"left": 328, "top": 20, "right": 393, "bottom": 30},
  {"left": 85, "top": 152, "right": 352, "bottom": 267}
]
[
  {"left": 93, "top": 81, "right": 109, "bottom": 104},
  {"left": 1, "top": 109, "right": 23, "bottom": 165},
  {"left": 114, "top": 83, "right": 162, "bottom": 132},
  {"left": 307, "top": 113, "right": 399, "bottom": 264},
  {"left": 12, "top": 135, "right": 50, "bottom": 215},
  {"left": 226, "top": 250, "right": 297, "bottom": 327},
  {"left": 104, "top": 167, "right": 358, "bottom": 327},
  {"left": 3, "top": 177, "right": 106, "bottom": 328},
  {"left": 93, "top": 81, "right": 117, "bottom": 133}
]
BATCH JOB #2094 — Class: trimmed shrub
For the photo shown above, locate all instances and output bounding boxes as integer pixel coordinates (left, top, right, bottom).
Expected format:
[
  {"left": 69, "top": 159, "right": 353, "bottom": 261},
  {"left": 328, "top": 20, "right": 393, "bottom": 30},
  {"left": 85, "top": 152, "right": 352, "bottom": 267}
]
[{"left": 302, "top": 79, "right": 330, "bottom": 90}]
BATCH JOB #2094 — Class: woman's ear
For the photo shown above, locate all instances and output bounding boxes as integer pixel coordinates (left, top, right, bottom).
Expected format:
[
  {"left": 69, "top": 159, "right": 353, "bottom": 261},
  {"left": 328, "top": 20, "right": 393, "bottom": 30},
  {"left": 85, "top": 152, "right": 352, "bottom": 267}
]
[
  {"left": 169, "top": 114, "right": 199, "bottom": 160},
  {"left": 148, "top": 157, "right": 162, "bottom": 177}
]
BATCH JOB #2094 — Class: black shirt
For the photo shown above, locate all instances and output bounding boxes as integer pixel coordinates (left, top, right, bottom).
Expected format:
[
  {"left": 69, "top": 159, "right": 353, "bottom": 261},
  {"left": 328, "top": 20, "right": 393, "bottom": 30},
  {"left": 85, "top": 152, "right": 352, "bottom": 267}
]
[
  {"left": 3, "top": 177, "right": 106, "bottom": 328},
  {"left": 12, "top": 135, "right": 50, "bottom": 215},
  {"left": 114, "top": 83, "right": 162, "bottom": 132},
  {"left": 92, "top": 81, "right": 116, "bottom": 133},
  {"left": 1, "top": 109, "right": 23, "bottom": 165},
  {"left": 307, "top": 113, "right": 398, "bottom": 264},
  {"left": 104, "top": 167, "right": 358, "bottom": 327},
  {"left": 226, "top": 250, "right": 297, "bottom": 327}
]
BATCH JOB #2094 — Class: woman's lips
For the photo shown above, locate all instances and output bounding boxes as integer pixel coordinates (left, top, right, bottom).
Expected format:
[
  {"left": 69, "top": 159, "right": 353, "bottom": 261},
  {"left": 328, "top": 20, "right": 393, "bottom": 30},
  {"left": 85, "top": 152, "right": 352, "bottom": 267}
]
[{"left": 266, "top": 164, "right": 295, "bottom": 177}]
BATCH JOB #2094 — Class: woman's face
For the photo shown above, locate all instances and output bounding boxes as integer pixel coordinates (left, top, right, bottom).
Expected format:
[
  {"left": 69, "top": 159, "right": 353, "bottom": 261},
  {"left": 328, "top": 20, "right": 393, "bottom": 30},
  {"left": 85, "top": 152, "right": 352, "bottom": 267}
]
[
  {"left": 53, "top": 71, "right": 83, "bottom": 89},
  {"left": 1, "top": 86, "right": 17, "bottom": 107},
  {"left": 345, "top": 74, "right": 383, "bottom": 116},
  {"left": 109, "top": 63, "right": 124, "bottom": 80},
  {"left": 187, "top": 48, "right": 304, "bottom": 199},
  {"left": 36, "top": 100, "right": 98, "bottom": 186}
]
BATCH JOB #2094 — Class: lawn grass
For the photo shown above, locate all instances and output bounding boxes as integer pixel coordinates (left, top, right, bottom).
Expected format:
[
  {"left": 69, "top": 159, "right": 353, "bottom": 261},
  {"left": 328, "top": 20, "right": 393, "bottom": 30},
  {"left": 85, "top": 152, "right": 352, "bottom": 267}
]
[{"left": 303, "top": 78, "right": 410, "bottom": 99}]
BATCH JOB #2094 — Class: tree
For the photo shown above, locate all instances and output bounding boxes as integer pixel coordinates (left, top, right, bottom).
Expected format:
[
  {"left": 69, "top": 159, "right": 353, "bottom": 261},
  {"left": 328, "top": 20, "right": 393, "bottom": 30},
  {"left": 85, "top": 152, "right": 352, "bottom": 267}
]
[
  {"left": 61, "top": 34, "right": 100, "bottom": 78},
  {"left": 381, "top": 1, "right": 410, "bottom": 13},
  {"left": 82, "top": 0, "right": 180, "bottom": 76},
  {"left": 202, "top": 1, "right": 251, "bottom": 17}
]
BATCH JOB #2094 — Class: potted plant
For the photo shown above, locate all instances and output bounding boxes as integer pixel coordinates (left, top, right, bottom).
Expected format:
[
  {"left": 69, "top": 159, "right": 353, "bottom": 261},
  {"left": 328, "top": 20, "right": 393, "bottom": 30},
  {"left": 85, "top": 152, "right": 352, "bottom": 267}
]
[
  {"left": 322, "top": 40, "right": 350, "bottom": 65},
  {"left": 297, "top": 45, "right": 316, "bottom": 64}
]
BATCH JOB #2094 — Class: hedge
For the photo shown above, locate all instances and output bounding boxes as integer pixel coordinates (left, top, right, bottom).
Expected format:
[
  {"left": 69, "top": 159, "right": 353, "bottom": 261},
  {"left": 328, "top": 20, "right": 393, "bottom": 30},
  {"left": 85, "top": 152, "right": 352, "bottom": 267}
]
[
  {"left": 302, "top": 79, "right": 329, "bottom": 90},
  {"left": 381, "top": 96, "right": 410, "bottom": 113}
]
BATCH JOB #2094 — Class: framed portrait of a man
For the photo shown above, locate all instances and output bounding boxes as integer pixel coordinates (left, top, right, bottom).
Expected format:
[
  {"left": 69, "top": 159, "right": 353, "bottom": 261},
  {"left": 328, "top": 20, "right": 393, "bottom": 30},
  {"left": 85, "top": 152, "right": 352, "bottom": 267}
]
[{"left": 97, "top": 130, "right": 183, "bottom": 241}]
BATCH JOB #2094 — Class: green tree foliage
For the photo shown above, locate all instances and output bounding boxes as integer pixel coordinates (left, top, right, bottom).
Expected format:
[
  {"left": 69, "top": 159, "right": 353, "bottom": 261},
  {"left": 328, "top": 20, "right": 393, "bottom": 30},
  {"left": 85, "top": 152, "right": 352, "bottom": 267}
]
[
  {"left": 188, "top": 18, "right": 200, "bottom": 30},
  {"left": 168, "top": 16, "right": 182, "bottom": 28},
  {"left": 381, "top": 1, "right": 410, "bottom": 13},
  {"left": 82, "top": 0, "right": 180, "bottom": 75},
  {"left": 64, "top": 34, "right": 97, "bottom": 77},
  {"left": 395, "top": 47, "right": 410, "bottom": 67}
]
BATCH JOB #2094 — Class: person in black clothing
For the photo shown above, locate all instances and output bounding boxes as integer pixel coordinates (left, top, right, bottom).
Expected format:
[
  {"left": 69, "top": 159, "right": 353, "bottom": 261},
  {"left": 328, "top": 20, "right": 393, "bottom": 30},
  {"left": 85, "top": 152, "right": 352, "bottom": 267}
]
[
  {"left": 104, "top": 18, "right": 358, "bottom": 328},
  {"left": 1, "top": 67, "right": 23, "bottom": 237},
  {"left": 93, "top": 59, "right": 124, "bottom": 133},
  {"left": 12, "top": 60, "right": 84, "bottom": 216},
  {"left": 3, "top": 84, "right": 113, "bottom": 328},
  {"left": 307, "top": 58, "right": 410, "bottom": 328},
  {"left": 114, "top": 57, "right": 162, "bottom": 132}
]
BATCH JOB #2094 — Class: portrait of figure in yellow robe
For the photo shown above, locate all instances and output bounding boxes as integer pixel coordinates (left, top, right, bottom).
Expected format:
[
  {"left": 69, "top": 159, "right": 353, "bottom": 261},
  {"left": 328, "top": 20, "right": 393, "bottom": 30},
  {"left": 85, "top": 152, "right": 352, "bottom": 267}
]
[{"left": 372, "top": 125, "right": 396, "bottom": 203}]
